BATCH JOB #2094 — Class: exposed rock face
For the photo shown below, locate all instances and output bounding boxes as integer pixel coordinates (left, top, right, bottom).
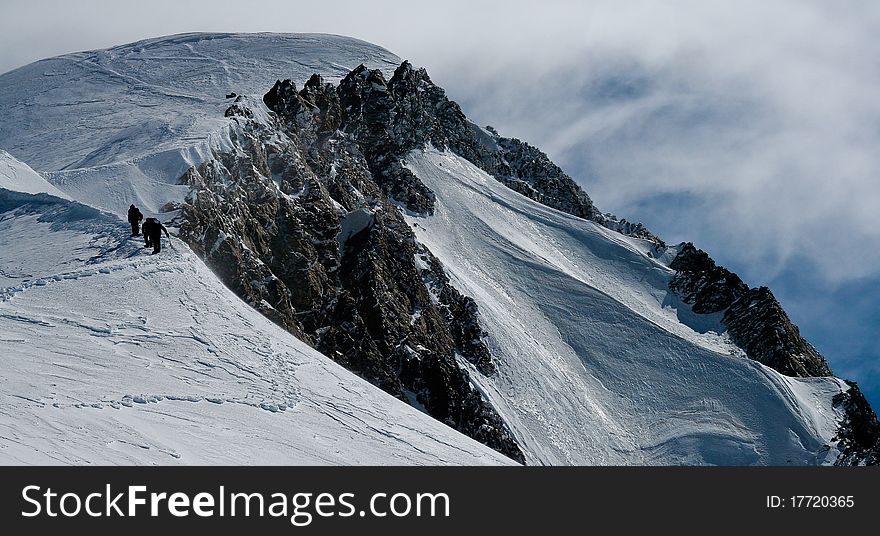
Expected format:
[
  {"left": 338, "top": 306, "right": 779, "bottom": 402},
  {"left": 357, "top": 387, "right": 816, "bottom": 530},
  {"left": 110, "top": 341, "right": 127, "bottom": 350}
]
[
  {"left": 832, "top": 382, "right": 880, "bottom": 466},
  {"left": 179, "top": 90, "right": 524, "bottom": 463},
  {"left": 669, "top": 242, "right": 748, "bottom": 314},
  {"left": 264, "top": 61, "right": 661, "bottom": 243},
  {"left": 670, "top": 242, "right": 830, "bottom": 377},
  {"left": 668, "top": 242, "right": 880, "bottom": 464},
  {"left": 212, "top": 61, "right": 669, "bottom": 462},
  {"left": 472, "top": 129, "right": 661, "bottom": 244},
  {"left": 723, "top": 287, "right": 831, "bottom": 378}
]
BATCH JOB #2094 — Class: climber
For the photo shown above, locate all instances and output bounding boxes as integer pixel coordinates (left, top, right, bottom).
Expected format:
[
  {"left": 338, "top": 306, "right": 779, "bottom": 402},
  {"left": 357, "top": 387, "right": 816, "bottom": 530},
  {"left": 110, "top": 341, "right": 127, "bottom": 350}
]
[
  {"left": 142, "top": 217, "right": 170, "bottom": 254},
  {"left": 127, "top": 204, "right": 143, "bottom": 236}
]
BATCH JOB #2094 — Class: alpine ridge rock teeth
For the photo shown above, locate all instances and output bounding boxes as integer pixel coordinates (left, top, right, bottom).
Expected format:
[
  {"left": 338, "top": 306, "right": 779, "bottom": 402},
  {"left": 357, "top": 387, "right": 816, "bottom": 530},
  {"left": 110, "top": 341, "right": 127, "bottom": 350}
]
[
  {"left": 832, "top": 381, "right": 880, "bottom": 466},
  {"left": 722, "top": 286, "right": 832, "bottom": 378},
  {"left": 181, "top": 68, "right": 524, "bottom": 463},
  {"left": 669, "top": 242, "right": 880, "bottom": 464},
  {"left": 669, "top": 242, "right": 748, "bottom": 314},
  {"left": 265, "top": 59, "right": 662, "bottom": 244},
  {"left": 669, "top": 242, "right": 830, "bottom": 377}
]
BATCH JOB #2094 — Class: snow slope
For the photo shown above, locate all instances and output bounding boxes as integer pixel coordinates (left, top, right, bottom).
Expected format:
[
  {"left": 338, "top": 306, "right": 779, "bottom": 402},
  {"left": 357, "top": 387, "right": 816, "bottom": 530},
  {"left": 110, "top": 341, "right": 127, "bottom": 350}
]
[
  {"left": 0, "top": 150, "right": 70, "bottom": 199},
  {"left": 0, "top": 190, "right": 512, "bottom": 465},
  {"left": 404, "top": 147, "right": 847, "bottom": 465},
  {"left": 0, "top": 33, "right": 400, "bottom": 217}
]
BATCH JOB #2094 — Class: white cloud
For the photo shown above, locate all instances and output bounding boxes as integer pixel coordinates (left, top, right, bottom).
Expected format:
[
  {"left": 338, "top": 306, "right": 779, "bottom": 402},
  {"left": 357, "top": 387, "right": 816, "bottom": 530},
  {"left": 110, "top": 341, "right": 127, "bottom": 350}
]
[{"left": 406, "top": 1, "right": 880, "bottom": 284}]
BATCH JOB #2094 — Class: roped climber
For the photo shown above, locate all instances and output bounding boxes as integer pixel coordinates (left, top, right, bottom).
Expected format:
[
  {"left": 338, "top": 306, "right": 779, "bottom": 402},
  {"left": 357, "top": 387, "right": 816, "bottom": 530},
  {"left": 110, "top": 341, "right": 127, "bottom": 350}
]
[
  {"left": 127, "top": 204, "right": 143, "bottom": 236},
  {"left": 142, "top": 217, "right": 170, "bottom": 254}
]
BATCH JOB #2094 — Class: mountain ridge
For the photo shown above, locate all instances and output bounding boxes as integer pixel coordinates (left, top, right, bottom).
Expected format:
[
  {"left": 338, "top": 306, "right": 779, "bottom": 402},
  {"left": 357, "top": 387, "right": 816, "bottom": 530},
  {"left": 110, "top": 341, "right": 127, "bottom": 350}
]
[
  {"left": 0, "top": 160, "right": 512, "bottom": 465},
  {"left": 1, "top": 32, "right": 876, "bottom": 465}
]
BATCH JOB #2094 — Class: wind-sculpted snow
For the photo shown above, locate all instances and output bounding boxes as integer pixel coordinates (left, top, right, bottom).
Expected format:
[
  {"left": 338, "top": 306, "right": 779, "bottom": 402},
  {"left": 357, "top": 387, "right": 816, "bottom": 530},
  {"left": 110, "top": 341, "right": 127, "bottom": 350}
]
[
  {"left": 0, "top": 33, "right": 399, "bottom": 217},
  {"left": 0, "top": 189, "right": 124, "bottom": 289},
  {"left": 0, "top": 150, "right": 70, "bottom": 200},
  {"left": 0, "top": 193, "right": 513, "bottom": 465},
  {"left": 404, "top": 148, "right": 849, "bottom": 465}
]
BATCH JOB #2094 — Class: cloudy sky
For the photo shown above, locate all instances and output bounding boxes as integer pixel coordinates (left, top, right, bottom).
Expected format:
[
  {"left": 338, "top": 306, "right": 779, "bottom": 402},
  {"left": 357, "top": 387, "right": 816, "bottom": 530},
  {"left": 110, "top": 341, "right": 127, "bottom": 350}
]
[{"left": 2, "top": 0, "right": 878, "bottom": 407}]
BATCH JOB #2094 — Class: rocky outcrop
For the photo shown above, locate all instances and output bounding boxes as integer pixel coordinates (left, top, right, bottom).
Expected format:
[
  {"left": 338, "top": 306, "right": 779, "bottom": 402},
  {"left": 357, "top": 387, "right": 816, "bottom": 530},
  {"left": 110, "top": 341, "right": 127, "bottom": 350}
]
[
  {"left": 668, "top": 242, "right": 880, "bottom": 464},
  {"left": 248, "top": 62, "right": 665, "bottom": 460},
  {"left": 669, "top": 242, "right": 748, "bottom": 314},
  {"left": 262, "top": 60, "right": 662, "bottom": 244},
  {"left": 179, "top": 92, "right": 524, "bottom": 463},
  {"left": 419, "top": 247, "right": 495, "bottom": 376},
  {"left": 723, "top": 287, "right": 831, "bottom": 378},
  {"left": 670, "top": 242, "right": 830, "bottom": 377},
  {"left": 212, "top": 60, "right": 673, "bottom": 462},
  {"left": 832, "top": 381, "right": 880, "bottom": 466}
]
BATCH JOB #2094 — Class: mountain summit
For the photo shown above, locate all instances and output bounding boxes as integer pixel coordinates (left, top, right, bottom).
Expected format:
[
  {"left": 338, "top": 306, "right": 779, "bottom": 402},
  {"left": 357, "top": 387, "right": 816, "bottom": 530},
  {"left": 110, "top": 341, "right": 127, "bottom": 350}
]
[{"left": 1, "top": 33, "right": 876, "bottom": 465}]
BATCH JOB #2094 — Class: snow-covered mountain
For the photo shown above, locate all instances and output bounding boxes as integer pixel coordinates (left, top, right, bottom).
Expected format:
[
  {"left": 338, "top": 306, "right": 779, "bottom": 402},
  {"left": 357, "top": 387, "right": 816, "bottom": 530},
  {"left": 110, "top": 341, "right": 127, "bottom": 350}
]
[
  {"left": 0, "top": 155, "right": 511, "bottom": 465},
  {"left": 1, "top": 32, "right": 877, "bottom": 465}
]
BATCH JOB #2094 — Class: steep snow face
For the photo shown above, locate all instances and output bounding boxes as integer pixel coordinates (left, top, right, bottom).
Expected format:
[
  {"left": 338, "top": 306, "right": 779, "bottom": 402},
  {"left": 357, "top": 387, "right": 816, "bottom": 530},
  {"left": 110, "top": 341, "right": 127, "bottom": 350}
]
[
  {"left": 0, "top": 33, "right": 400, "bottom": 216},
  {"left": 0, "top": 150, "right": 70, "bottom": 199},
  {"left": 0, "top": 191, "right": 512, "bottom": 465},
  {"left": 404, "top": 147, "right": 848, "bottom": 465}
]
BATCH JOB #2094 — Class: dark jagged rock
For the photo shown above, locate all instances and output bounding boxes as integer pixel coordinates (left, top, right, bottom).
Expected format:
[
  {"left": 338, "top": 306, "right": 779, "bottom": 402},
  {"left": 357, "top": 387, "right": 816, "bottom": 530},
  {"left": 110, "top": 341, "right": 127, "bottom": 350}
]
[
  {"left": 668, "top": 242, "right": 880, "bottom": 463},
  {"left": 263, "top": 60, "right": 662, "bottom": 244},
  {"left": 490, "top": 139, "right": 659, "bottom": 243},
  {"left": 419, "top": 247, "right": 495, "bottom": 376},
  {"left": 386, "top": 62, "right": 663, "bottom": 244},
  {"left": 669, "top": 242, "right": 748, "bottom": 314},
  {"left": 179, "top": 91, "right": 524, "bottom": 463},
  {"left": 179, "top": 144, "right": 310, "bottom": 341},
  {"left": 263, "top": 79, "right": 311, "bottom": 122},
  {"left": 832, "top": 381, "right": 880, "bottom": 466},
  {"left": 387, "top": 63, "right": 662, "bottom": 244},
  {"left": 723, "top": 286, "right": 831, "bottom": 377},
  {"left": 669, "top": 242, "right": 831, "bottom": 377}
]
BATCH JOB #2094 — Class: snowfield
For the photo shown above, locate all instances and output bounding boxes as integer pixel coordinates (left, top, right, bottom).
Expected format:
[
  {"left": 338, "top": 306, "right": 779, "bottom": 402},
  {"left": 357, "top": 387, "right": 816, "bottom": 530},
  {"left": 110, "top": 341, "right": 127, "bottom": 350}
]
[
  {"left": 404, "top": 147, "right": 847, "bottom": 465},
  {"left": 0, "top": 186, "right": 513, "bottom": 465}
]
